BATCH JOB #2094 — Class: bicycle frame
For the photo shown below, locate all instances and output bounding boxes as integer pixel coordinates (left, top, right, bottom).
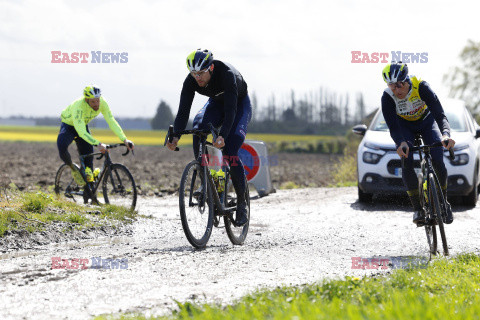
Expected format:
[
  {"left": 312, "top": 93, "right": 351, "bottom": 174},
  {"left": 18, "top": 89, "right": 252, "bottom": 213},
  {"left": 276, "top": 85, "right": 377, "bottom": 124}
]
[
  {"left": 197, "top": 135, "right": 237, "bottom": 218},
  {"left": 405, "top": 136, "right": 454, "bottom": 256},
  {"left": 78, "top": 144, "right": 130, "bottom": 199},
  {"left": 168, "top": 124, "right": 237, "bottom": 219},
  {"left": 414, "top": 138, "right": 446, "bottom": 222}
]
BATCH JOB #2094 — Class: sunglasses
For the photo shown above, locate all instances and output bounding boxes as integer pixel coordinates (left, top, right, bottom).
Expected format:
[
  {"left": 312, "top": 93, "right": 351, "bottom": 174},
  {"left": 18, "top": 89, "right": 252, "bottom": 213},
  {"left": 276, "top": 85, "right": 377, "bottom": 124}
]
[
  {"left": 191, "top": 68, "right": 209, "bottom": 78},
  {"left": 387, "top": 82, "right": 404, "bottom": 90}
]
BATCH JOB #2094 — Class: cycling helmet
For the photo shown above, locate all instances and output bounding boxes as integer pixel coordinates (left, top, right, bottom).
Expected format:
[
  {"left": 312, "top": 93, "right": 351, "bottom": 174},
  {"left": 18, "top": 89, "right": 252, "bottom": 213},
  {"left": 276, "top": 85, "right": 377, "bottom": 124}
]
[
  {"left": 84, "top": 86, "right": 101, "bottom": 99},
  {"left": 186, "top": 49, "right": 214, "bottom": 72},
  {"left": 382, "top": 62, "right": 409, "bottom": 84}
]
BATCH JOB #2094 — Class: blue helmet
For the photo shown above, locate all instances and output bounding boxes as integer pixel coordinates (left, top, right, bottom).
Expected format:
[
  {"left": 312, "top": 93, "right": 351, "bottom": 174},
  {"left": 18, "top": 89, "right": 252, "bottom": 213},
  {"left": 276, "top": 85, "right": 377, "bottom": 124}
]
[
  {"left": 382, "top": 62, "right": 409, "bottom": 84},
  {"left": 186, "top": 49, "right": 214, "bottom": 72}
]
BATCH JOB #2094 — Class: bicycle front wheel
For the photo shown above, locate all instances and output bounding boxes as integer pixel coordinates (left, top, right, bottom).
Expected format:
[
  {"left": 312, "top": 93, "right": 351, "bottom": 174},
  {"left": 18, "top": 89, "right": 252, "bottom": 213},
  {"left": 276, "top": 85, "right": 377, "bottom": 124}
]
[
  {"left": 54, "top": 163, "right": 83, "bottom": 203},
  {"left": 428, "top": 173, "right": 449, "bottom": 256},
  {"left": 102, "top": 164, "right": 137, "bottom": 211},
  {"left": 419, "top": 174, "right": 437, "bottom": 255},
  {"left": 224, "top": 177, "right": 250, "bottom": 245},
  {"left": 179, "top": 160, "right": 214, "bottom": 249}
]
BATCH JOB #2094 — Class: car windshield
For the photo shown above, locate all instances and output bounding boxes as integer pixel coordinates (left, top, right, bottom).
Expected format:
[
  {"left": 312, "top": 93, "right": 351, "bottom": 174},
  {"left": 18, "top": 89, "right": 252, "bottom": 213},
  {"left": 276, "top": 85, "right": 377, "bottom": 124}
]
[{"left": 371, "top": 110, "right": 468, "bottom": 132}]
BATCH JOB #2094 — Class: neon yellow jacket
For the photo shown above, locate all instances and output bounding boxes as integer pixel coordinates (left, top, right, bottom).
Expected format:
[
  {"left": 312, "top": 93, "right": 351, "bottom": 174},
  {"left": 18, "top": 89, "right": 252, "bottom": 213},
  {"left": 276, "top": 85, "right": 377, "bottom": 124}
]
[{"left": 61, "top": 97, "right": 127, "bottom": 145}]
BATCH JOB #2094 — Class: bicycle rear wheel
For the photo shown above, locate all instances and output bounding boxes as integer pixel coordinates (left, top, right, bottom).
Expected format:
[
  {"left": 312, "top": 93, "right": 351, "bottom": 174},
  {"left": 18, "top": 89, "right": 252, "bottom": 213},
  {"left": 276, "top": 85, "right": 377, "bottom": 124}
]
[
  {"left": 102, "top": 163, "right": 137, "bottom": 211},
  {"left": 224, "top": 177, "right": 250, "bottom": 245},
  {"left": 54, "top": 163, "right": 83, "bottom": 203},
  {"left": 428, "top": 173, "right": 449, "bottom": 256},
  {"left": 179, "top": 160, "right": 214, "bottom": 249}
]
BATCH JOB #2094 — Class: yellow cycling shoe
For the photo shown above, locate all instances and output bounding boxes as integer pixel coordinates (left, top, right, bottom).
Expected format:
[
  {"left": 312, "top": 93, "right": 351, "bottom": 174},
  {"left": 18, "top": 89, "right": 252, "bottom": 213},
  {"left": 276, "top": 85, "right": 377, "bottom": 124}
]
[{"left": 85, "top": 167, "right": 94, "bottom": 183}]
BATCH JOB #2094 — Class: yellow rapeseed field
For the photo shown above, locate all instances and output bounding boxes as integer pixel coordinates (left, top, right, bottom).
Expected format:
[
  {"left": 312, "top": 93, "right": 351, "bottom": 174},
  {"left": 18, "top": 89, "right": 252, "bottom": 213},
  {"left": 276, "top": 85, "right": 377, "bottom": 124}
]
[{"left": 0, "top": 126, "right": 335, "bottom": 145}]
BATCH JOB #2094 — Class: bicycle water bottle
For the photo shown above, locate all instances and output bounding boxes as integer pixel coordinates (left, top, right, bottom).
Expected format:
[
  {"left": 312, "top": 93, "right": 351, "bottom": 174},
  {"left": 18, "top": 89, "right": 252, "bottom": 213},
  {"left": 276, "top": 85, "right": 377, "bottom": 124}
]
[
  {"left": 210, "top": 169, "right": 219, "bottom": 190},
  {"left": 216, "top": 169, "right": 225, "bottom": 193},
  {"left": 423, "top": 179, "right": 428, "bottom": 203},
  {"left": 94, "top": 168, "right": 100, "bottom": 180}
]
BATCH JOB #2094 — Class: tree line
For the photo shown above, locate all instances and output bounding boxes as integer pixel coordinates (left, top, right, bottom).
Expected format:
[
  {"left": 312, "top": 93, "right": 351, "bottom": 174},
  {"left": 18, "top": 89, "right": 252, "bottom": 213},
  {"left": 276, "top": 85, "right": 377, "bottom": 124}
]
[{"left": 152, "top": 88, "right": 368, "bottom": 136}]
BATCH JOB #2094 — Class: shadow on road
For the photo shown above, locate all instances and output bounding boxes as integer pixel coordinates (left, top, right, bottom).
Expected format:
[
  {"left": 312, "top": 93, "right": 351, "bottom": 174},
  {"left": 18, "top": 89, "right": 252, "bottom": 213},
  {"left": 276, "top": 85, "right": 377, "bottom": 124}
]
[{"left": 350, "top": 194, "right": 475, "bottom": 213}]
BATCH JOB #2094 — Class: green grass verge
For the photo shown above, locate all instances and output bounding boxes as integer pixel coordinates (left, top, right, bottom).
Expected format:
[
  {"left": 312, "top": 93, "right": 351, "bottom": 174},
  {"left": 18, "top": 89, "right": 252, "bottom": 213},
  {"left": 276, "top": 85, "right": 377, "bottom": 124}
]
[
  {"left": 94, "top": 253, "right": 480, "bottom": 320},
  {"left": 0, "top": 191, "right": 137, "bottom": 237}
]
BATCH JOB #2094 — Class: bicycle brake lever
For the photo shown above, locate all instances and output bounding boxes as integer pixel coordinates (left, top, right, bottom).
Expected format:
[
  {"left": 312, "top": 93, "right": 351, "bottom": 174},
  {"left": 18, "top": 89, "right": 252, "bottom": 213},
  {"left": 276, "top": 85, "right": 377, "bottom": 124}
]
[
  {"left": 445, "top": 139, "right": 455, "bottom": 161},
  {"left": 448, "top": 148, "right": 454, "bottom": 161},
  {"left": 401, "top": 146, "right": 407, "bottom": 169},
  {"left": 96, "top": 154, "right": 104, "bottom": 160},
  {"left": 165, "top": 125, "right": 180, "bottom": 151},
  {"left": 208, "top": 123, "right": 218, "bottom": 142}
]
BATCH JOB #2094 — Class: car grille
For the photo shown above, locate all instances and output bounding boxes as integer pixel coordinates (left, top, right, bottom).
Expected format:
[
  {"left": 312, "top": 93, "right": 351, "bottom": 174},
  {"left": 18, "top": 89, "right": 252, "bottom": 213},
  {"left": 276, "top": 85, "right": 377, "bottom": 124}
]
[
  {"left": 386, "top": 159, "right": 421, "bottom": 175},
  {"left": 385, "top": 178, "right": 404, "bottom": 187}
]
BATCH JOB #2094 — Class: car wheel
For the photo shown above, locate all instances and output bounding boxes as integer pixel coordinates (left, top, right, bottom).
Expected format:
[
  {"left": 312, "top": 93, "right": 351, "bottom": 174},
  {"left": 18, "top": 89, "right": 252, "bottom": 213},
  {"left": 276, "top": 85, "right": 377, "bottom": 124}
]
[{"left": 358, "top": 186, "right": 373, "bottom": 203}]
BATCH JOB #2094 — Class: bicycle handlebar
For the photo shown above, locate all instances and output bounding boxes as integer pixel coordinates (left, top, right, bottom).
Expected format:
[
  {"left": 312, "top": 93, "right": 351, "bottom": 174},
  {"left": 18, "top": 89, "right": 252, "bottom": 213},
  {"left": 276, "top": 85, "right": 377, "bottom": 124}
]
[
  {"left": 79, "top": 143, "right": 132, "bottom": 160},
  {"left": 164, "top": 123, "right": 220, "bottom": 152},
  {"left": 400, "top": 140, "right": 455, "bottom": 168}
]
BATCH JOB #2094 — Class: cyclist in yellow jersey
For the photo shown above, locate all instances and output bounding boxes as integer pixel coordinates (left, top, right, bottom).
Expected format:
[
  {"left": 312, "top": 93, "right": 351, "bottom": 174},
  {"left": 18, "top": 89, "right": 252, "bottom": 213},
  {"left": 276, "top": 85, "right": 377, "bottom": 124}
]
[
  {"left": 381, "top": 62, "right": 455, "bottom": 226},
  {"left": 57, "top": 86, "right": 134, "bottom": 184}
]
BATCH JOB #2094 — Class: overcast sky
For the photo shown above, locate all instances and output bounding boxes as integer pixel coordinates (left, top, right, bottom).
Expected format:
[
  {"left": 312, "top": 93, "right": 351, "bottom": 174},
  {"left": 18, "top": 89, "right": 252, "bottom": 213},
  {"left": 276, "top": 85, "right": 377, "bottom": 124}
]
[{"left": 0, "top": 0, "right": 479, "bottom": 120}]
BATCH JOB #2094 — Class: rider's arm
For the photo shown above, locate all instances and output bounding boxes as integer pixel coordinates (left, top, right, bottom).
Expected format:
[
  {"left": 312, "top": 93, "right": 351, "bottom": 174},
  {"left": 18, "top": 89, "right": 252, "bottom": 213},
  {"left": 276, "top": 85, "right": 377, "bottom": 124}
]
[
  {"left": 72, "top": 107, "right": 101, "bottom": 146},
  {"left": 173, "top": 76, "right": 196, "bottom": 138},
  {"left": 419, "top": 81, "right": 451, "bottom": 138},
  {"left": 100, "top": 99, "right": 127, "bottom": 142},
  {"left": 218, "top": 70, "right": 238, "bottom": 138},
  {"left": 381, "top": 92, "right": 405, "bottom": 147}
]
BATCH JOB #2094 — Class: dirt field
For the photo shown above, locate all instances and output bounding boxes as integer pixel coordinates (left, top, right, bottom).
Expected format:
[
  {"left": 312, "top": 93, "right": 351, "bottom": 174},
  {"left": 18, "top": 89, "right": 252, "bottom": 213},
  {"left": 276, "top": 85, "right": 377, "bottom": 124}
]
[{"left": 0, "top": 141, "right": 340, "bottom": 195}]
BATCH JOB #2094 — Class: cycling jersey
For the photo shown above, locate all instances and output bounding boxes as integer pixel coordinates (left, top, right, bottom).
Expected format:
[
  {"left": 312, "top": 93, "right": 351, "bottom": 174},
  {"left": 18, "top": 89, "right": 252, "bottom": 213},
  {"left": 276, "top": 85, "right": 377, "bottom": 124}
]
[
  {"left": 174, "top": 60, "right": 248, "bottom": 138},
  {"left": 381, "top": 76, "right": 451, "bottom": 146},
  {"left": 61, "top": 97, "right": 127, "bottom": 145}
]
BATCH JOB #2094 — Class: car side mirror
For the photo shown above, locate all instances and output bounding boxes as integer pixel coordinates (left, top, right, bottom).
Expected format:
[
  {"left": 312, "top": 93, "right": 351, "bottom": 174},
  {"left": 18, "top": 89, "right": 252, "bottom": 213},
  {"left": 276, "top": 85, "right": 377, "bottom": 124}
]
[
  {"left": 476, "top": 128, "right": 480, "bottom": 139},
  {"left": 352, "top": 124, "right": 367, "bottom": 136}
]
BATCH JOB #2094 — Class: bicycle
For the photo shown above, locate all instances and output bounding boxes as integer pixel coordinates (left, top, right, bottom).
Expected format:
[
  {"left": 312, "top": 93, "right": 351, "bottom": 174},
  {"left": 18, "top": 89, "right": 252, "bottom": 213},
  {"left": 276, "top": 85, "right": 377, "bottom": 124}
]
[
  {"left": 401, "top": 136, "right": 454, "bottom": 256},
  {"left": 54, "top": 143, "right": 137, "bottom": 211},
  {"left": 164, "top": 124, "right": 250, "bottom": 249}
]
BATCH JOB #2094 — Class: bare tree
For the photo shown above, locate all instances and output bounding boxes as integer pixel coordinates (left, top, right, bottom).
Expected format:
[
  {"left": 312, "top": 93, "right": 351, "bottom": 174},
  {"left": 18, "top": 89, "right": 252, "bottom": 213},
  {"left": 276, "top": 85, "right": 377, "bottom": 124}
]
[{"left": 444, "top": 39, "right": 480, "bottom": 112}]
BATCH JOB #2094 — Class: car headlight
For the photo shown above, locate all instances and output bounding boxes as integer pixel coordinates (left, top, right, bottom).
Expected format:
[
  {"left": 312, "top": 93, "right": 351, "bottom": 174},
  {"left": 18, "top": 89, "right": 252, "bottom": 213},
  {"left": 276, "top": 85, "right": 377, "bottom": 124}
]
[
  {"left": 364, "top": 142, "right": 381, "bottom": 150},
  {"left": 363, "top": 152, "right": 383, "bottom": 164},
  {"left": 453, "top": 144, "right": 469, "bottom": 151},
  {"left": 449, "top": 153, "right": 469, "bottom": 166}
]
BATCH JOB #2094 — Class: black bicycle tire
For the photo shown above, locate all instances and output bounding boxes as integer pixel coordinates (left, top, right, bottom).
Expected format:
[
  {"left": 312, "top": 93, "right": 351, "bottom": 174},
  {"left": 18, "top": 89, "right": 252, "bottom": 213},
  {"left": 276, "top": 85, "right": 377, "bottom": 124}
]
[
  {"left": 429, "top": 173, "right": 449, "bottom": 256},
  {"left": 54, "top": 163, "right": 82, "bottom": 202},
  {"left": 179, "top": 160, "right": 214, "bottom": 249},
  {"left": 102, "top": 163, "right": 137, "bottom": 211},
  {"left": 224, "top": 177, "right": 250, "bottom": 245},
  {"left": 420, "top": 174, "right": 437, "bottom": 255}
]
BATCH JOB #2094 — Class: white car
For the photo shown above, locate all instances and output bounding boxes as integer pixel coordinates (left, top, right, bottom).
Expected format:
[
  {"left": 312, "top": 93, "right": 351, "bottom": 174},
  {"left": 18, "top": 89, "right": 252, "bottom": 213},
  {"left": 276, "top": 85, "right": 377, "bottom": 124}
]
[{"left": 353, "top": 99, "right": 480, "bottom": 206}]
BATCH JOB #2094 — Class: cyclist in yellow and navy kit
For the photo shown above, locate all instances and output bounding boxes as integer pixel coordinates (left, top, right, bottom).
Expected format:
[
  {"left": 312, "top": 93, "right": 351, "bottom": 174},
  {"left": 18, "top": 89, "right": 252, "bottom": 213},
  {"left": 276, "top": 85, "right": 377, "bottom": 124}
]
[
  {"left": 57, "top": 86, "right": 134, "bottom": 184},
  {"left": 381, "top": 62, "right": 455, "bottom": 226}
]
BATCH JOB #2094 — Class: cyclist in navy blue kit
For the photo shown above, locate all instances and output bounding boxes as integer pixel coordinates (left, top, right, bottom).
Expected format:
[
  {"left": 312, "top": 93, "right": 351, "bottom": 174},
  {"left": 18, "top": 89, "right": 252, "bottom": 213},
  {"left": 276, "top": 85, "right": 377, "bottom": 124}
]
[
  {"left": 381, "top": 61, "right": 455, "bottom": 226},
  {"left": 166, "top": 49, "right": 252, "bottom": 227}
]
